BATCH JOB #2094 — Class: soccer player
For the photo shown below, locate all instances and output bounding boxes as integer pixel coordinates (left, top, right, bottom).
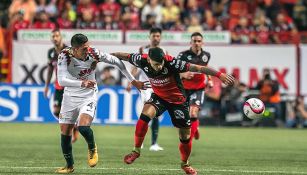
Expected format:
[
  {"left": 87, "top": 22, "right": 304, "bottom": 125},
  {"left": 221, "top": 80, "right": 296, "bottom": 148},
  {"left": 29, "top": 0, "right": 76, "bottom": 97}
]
[
  {"left": 127, "top": 27, "right": 166, "bottom": 151},
  {"left": 55, "top": 33, "right": 144, "bottom": 174},
  {"left": 43, "top": 29, "right": 79, "bottom": 143},
  {"left": 176, "top": 32, "right": 213, "bottom": 140},
  {"left": 112, "top": 47, "right": 235, "bottom": 175}
]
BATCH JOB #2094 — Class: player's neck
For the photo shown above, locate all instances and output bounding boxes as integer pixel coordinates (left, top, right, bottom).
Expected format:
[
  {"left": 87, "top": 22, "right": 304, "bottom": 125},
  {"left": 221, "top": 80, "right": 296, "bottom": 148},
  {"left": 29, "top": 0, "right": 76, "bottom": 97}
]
[
  {"left": 55, "top": 43, "right": 64, "bottom": 51},
  {"left": 191, "top": 48, "right": 201, "bottom": 55}
]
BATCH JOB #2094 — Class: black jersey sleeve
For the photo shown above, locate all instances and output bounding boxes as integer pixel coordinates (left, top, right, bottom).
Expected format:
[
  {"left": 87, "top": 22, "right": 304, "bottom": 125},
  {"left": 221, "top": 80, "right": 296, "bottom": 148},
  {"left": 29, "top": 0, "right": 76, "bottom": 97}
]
[
  {"left": 168, "top": 56, "right": 190, "bottom": 73},
  {"left": 128, "top": 53, "right": 143, "bottom": 67}
]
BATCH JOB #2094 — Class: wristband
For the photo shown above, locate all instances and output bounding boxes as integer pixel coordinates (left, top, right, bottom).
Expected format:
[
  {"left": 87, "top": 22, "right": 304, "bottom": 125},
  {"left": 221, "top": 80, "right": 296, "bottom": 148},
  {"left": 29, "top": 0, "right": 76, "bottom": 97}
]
[{"left": 215, "top": 72, "right": 222, "bottom": 78}]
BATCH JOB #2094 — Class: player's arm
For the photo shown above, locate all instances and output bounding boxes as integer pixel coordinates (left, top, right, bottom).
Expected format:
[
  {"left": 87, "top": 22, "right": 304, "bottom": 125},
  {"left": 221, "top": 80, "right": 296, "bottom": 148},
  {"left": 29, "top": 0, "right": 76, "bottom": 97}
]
[
  {"left": 92, "top": 49, "right": 148, "bottom": 90},
  {"left": 110, "top": 52, "right": 131, "bottom": 61},
  {"left": 57, "top": 52, "right": 94, "bottom": 88},
  {"left": 44, "top": 60, "right": 54, "bottom": 97},
  {"left": 126, "top": 66, "right": 140, "bottom": 92},
  {"left": 188, "top": 64, "right": 235, "bottom": 85}
]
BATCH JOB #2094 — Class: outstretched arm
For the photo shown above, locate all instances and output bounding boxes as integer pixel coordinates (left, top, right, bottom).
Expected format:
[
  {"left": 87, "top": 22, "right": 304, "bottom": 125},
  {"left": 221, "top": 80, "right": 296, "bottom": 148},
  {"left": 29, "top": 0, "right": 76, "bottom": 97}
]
[
  {"left": 110, "top": 52, "right": 131, "bottom": 61},
  {"left": 188, "top": 64, "right": 235, "bottom": 85}
]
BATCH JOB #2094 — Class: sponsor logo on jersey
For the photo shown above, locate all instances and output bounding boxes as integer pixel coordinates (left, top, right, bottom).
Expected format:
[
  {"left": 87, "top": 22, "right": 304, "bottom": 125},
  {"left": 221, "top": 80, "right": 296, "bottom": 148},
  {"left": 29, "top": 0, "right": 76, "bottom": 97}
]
[
  {"left": 161, "top": 67, "right": 168, "bottom": 75},
  {"left": 180, "top": 61, "right": 186, "bottom": 71},
  {"left": 202, "top": 55, "right": 209, "bottom": 62},
  {"left": 149, "top": 77, "right": 170, "bottom": 86},
  {"left": 144, "top": 67, "right": 149, "bottom": 72},
  {"left": 195, "top": 100, "right": 201, "bottom": 106},
  {"left": 174, "top": 110, "right": 184, "bottom": 119}
]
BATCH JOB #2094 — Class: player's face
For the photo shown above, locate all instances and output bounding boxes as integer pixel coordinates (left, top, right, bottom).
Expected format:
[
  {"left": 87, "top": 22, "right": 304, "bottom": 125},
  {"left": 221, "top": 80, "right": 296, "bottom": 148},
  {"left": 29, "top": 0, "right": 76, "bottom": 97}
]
[
  {"left": 51, "top": 31, "right": 62, "bottom": 46},
  {"left": 74, "top": 42, "right": 90, "bottom": 59},
  {"left": 149, "top": 32, "right": 161, "bottom": 47},
  {"left": 148, "top": 58, "right": 164, "bottom": 72},
  {"left": 191, "top": 36, "right": 203, "bottom": 51}
]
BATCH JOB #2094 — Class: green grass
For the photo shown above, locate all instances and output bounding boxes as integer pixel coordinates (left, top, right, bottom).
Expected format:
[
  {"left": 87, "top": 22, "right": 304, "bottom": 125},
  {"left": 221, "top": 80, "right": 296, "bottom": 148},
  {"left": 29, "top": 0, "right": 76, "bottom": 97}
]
[{"left": 0, "top": 123, "right": 306, "bottom": 175}]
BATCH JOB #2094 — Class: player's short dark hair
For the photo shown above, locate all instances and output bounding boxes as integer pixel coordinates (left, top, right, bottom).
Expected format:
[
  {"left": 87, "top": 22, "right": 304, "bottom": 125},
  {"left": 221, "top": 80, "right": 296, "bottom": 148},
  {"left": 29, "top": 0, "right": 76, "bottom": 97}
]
[
  {"left": 191, "top": 32, "right": 203, "bottom": 38},
  {"left": 71, "top": 33, "right": 88, "bottom": 47},
  {"left": 52, "top": 28, "right": 60, "bottom": 34},
  {"left": 148, "top": 47, "right": 165, "bottom": 63},
  {"left": 150, "top": 27, "right": 162, "bottom": 34}
]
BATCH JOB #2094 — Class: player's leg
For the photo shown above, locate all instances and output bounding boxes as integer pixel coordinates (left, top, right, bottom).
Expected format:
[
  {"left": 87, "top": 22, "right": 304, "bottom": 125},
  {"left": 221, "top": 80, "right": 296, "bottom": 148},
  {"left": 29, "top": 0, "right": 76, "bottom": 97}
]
[
  {"left": 189, "top": 90, "right": 204, "bottom": 140},
  {"left": 142, "top": 89, "right": 163, "bottom": 151},
  {"left": 78, "top": 101, "right": 98, "bottom": 167},
  {"left": 53, "top": 89, "right": 63, "bottom": 118},
  {"left": 190, "top": 106, "right": 200, "bottom": 140},
  {"left": 169, "top": 102, "right": 197, "bottom": 175},
  {"left": 55, "top": 89, "right": 79, "bottom": 143},
  {"left": 149, "top": 117, "right": 164, "bottom": 151},
  {"left": 124, "top": 94, "right": 166, "bottom": 164},
  {"left": 56, "top": 110, "right": 78, "bottom": 174},
  {"left": 179, "top": 128, "right": 197, "bottom": 175}
]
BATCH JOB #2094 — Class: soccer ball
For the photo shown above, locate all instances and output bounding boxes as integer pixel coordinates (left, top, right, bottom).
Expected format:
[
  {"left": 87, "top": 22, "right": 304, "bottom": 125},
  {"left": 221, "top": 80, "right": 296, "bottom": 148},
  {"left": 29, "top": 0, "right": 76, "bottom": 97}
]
[{"left": 243, "top": 98, "right": 265, "bottom": 119}]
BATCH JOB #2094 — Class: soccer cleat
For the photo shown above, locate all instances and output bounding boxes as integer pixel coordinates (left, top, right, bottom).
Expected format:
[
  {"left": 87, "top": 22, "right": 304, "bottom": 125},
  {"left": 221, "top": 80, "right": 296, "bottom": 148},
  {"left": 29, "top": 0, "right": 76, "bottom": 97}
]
[
  {"left": 71, "top": 127, "right": 79, "bottom": 143},
  {"left": 55, "top": 166, "right": 74, "bottom": 174},
  {"left": 149, "top": 144, "right": 164, "bottom": 151},
  {"left": 181, "top": 163, "right": 197, "bottom": 175},
  {"left": 194, "top": 129, "right": 200, "bottom": 140},
  {"left": 88, "top": 144, "right": 98, "bottom": 167},
  {"left": 124, "top": 151, "right": 140, "bottom": 164}
]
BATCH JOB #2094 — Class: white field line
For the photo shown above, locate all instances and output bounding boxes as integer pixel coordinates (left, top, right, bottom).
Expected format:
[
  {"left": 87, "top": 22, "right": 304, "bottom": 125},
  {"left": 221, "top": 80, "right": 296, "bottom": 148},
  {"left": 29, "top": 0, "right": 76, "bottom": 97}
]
[{"left": 0, "top": 166, "right": 306, "bottom": 174}]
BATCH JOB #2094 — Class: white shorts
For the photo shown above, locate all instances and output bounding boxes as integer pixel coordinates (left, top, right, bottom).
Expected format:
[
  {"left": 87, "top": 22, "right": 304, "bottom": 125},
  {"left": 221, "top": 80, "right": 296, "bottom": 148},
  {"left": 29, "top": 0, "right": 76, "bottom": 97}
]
[
  {"left": 59, "top": 99, "right": 97, "bottom": 124},
  {"left": 141, "top": 88, "right": 154, "bottom": 103}
]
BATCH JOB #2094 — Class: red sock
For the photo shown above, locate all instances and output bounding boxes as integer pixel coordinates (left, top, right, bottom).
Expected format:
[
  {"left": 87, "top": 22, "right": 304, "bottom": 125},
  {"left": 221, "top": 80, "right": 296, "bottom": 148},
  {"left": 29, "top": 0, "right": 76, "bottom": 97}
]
[
  {"left": 179, "top": 140, "right": 192, "bottom": 162},
  {"left": 190, "top": 118, "right": 199, "bottom": 139},
  {"left": 134, "top": 119, "right": 149, "bottom": 148}
]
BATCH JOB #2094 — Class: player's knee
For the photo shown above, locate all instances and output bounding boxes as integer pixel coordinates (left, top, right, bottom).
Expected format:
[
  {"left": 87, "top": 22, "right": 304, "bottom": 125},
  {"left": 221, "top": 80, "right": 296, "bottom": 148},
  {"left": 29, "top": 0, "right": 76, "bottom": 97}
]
[
  {"left": 179, "top": 137, "right": 190, "bottom": 144},
  {"left": 179, "top": 129, "right": 191, "bottom": 141},
  {"left": 78, "top": 126, "right": 91, "bottom": 134},
  {"left": 140, "top": 113, "right": 152, "bottom": 123},
  {"left": 189, "top": 108, "right": 199, "bottom": 118}
]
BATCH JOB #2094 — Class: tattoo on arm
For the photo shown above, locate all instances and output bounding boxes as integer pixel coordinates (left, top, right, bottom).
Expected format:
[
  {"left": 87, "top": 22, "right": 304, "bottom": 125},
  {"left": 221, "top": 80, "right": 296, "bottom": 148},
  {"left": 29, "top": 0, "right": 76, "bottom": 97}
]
[
  {"left": 111, "top": 52, "right": 130, "bottom": 61},
  {"left": 189, "top": 64, "right": 218, "bottom": 76}
]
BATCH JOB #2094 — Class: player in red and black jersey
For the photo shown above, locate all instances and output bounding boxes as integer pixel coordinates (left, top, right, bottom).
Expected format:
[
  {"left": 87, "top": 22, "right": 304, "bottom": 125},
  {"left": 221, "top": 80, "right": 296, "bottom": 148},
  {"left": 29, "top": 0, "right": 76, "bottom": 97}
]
[
  {"left": 176, "top": 32, "right": 213, "bottom": 141},
  {"left": 43, "top": 29, "right": 79, "bottom": 143},
  {"left": 112, "top": 47, "right": 235, "bottom": 175}
]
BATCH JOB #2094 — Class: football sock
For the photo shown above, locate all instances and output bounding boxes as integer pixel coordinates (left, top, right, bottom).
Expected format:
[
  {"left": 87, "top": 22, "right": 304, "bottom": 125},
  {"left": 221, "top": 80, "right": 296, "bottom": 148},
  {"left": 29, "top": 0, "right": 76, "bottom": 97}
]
[
  {"left": 179, "top": 138, "right": 192, "bottom": 163},
  {"left": 134, "top": 114, "right": 151, "bottom": 151},
  {"left": 151, "top": 117, "right": 159, "bottom": 145},
  {"left": 61, "top": 134, "right": 74, "bottom": 168},
  {"left": 190, "top": 118, "right": 199, "bottom": 139},
  {"left": 78, "top": 126, "right": 95, "bottom": 150}
]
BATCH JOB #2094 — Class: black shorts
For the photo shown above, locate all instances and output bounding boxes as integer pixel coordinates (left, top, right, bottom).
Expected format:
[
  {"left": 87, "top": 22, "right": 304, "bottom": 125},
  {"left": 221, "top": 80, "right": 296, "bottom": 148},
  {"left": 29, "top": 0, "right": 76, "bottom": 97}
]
[
  {"left": 145, "top": 93, "right": 191, "bottom": 128},
  {"left": 54, "top": 89, "right": 64, "bottom": 107},
  {"left": 185, "top": 89, "right": 205, "bottom": 107}
]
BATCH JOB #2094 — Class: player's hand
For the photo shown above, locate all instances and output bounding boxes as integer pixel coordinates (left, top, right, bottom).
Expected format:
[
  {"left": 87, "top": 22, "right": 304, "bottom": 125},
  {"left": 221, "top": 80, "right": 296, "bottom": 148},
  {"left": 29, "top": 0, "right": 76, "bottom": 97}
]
[
  {"left": 81, "top": 80, "right": 96, "bottom": 88},
  {"left": 219, "top": 73, "right": 235, "bottom": 86},
  {"left": 44, "top": 86, "right": 49, "bottom": 98},
  {"left": 207, "top": 80, "right": 214, "bottom": 89},
  {"left": 181, "top": 72, "right": 194, "bottom": 79},
  {"left": 131, "top": 80, "right": 151, "bottom": 91},
  {"left": 126, "top": 82, "right": 133, "bottom": 92}
]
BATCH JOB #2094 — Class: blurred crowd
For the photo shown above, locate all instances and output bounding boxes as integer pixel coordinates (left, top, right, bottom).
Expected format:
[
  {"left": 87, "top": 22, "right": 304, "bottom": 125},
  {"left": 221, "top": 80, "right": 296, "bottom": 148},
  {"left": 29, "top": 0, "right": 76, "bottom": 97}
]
[{"left": 0, "top": 0, "right": 306, "bottom": 40}]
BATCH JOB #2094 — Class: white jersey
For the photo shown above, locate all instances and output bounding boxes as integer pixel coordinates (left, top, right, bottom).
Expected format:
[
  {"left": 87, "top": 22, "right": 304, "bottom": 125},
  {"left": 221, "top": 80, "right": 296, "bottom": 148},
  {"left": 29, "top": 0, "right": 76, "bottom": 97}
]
[{"left": 57, "top": 47, "right": 134, "bottom": 112}]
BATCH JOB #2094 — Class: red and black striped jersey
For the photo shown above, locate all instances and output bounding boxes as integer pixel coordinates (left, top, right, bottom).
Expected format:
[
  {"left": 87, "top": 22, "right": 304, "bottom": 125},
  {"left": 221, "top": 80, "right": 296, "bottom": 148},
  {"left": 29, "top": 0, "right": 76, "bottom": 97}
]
[
  {"left": 128, "top": 53, "right": 190, "bottom": 104},
  {"left": 176, "top": 49, "right": 211, "bottom": 90}
]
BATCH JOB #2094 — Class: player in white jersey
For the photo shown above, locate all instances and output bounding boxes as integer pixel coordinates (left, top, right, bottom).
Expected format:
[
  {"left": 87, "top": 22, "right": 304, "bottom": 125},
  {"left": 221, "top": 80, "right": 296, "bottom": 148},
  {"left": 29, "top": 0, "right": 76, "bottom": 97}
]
[
  {"left": 55, "top": 33, "right": 145, "bottom": 174},
  {"left": 127, "top": 28, "right": 166, "bottom": 151}
]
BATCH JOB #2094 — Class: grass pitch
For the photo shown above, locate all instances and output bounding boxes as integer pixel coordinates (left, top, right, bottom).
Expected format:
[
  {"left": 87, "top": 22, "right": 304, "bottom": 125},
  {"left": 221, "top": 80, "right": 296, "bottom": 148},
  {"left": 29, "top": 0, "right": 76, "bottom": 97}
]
[{"left": 0, "top": 123, "right": 306, "bottom": 175}]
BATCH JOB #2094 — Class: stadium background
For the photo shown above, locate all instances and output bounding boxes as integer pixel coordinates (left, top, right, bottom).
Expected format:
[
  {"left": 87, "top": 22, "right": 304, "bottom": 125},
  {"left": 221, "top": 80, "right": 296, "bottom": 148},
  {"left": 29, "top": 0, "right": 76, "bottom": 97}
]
[{"left": 0, "top": 0, "right": 307, "bottom": 175}]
